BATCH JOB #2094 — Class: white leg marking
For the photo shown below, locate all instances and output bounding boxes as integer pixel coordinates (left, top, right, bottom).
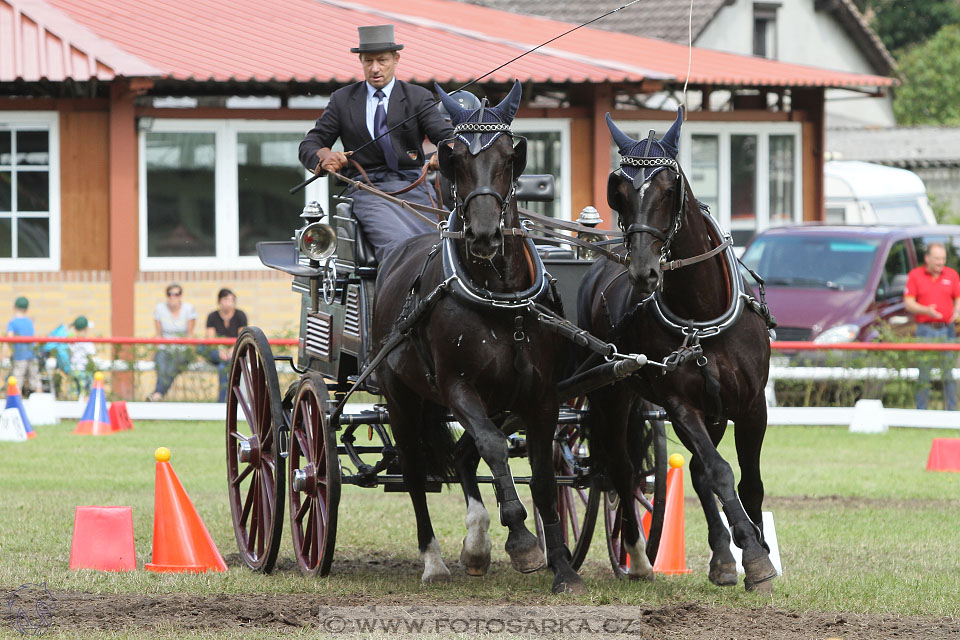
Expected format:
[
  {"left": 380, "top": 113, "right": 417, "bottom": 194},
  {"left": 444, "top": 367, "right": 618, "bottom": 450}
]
[
  {"left": 625, "top": 540, "right": 654, "bottom": 581},
  {"left": 420, "top": 537, "right": 451, "bottom": 583},
  {"left": 460, "top": 496, "right": 492, "bottom": 575}
]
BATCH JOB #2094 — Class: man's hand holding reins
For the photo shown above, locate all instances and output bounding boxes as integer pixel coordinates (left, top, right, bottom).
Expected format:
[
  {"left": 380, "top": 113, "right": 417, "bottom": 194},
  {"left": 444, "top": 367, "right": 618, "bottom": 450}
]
[{"left": 314, "top": 148, "right": 349, "bottom": 175}]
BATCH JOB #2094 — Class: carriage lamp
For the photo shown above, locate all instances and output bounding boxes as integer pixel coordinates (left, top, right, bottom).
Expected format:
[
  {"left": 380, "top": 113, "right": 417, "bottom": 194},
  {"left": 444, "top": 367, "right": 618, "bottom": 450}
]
[
  {"left": 299, "top": 222, "right": 338, "bottom": 261},
  {"left": 575, "top": 206, "right": 604, "bottom": 259},
  {"left": 300, "top": 200, "right": 324, "bottom": 221}
]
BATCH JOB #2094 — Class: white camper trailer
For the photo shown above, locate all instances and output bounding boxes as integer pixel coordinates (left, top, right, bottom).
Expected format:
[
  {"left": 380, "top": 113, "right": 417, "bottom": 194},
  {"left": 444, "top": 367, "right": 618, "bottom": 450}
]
[{"left": 824, "top": 160, "right": 937, "bottom": 226}]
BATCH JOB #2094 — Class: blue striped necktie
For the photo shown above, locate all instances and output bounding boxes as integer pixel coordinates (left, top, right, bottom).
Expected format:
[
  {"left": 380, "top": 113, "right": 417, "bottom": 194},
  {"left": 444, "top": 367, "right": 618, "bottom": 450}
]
[{"left": 374, "top": 89, "right": 399, "bottom": 172}]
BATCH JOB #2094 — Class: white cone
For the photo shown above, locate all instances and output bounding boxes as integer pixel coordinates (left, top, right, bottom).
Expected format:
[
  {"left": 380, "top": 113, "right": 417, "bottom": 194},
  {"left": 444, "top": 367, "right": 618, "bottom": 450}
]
[{"left": 0, "top": 407, "right": 28, "bottom": 442}]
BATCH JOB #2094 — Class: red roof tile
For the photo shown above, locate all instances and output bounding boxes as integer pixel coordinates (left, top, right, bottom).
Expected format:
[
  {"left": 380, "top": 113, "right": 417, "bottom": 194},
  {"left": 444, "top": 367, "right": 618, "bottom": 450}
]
[{"left": 2, "top": 0, "right": 895, "bottom": 89}]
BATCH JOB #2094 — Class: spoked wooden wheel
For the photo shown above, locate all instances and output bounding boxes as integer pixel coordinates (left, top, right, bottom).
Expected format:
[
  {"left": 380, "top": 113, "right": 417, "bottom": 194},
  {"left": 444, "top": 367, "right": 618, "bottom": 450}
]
[
  {"left": 226, "top": 327, "right": 286, "bottom": 572},
  {"left": 604, "top": 404, "right": 667, "bottom": 577},
  {"left": 534, "top": 399, "right": 600, "bottom": 570},
  {"left": 288, "top": 373, "right": 341, "bottom": 577}
]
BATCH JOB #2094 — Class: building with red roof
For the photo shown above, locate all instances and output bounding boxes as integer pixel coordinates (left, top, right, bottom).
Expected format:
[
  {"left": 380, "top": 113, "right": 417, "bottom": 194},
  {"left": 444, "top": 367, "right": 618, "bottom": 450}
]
[{"left": 0, "top": 0, "right": 894, "bottom": 351}]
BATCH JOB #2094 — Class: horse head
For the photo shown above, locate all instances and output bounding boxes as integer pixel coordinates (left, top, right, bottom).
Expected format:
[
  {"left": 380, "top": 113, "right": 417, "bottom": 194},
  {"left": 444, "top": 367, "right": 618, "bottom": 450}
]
[
  {"left": 606, "top": 109, "right": 686, "bottom": 295},
  {"left": 435, "top": 80, "right": 527, "bottom": 260}
]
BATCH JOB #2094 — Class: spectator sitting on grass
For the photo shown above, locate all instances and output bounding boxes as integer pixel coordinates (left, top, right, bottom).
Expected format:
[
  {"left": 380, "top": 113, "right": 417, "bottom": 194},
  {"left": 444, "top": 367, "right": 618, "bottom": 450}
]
[
  {"left": 204, "top": 289, "right": 247, "bottom": 403},
  {"left": 147, "top": 284, "right": 196, "bottom": 402},
  {"left": 69, "top": 316, "right": 96, "bottom": 396}
]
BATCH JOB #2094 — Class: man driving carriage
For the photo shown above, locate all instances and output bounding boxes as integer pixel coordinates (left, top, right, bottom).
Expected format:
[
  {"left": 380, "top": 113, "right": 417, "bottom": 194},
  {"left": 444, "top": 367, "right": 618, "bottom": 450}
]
[{"left": 298, "top": 25, "right": 454, "bottom": 263}]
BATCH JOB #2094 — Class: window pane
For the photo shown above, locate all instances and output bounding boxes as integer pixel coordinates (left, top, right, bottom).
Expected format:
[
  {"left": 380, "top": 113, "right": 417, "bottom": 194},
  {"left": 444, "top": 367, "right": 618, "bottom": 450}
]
[
  {"left": 0, "top": 171, "right": 10, "bottom": 210},
  {"left": 237, "top": 132, "right": 305, "bottom": 255},
  {"left": 691, "top": 135, "right": 719, "bottom": 213},
  {"left": 768, "top": 135, "right": 794, "bottom": 226},
  {"left": 17, "top": 171, "right": 49, "bottom": 211},
  {"left": 515, "top": 130, "right": 561, "bottom": 218},
  {"left": 730, "top": 134, "right": 757, "bottom": 246},
  {"left": 146, "top": 132, "right": 216, "bottom": 257},
  {"left": 0, "top": 218, "right": 10, "bottom": 257},
  {"left": 0, "top": 131, "right": 10, "bottom": 165},
  {"left": 16, "top": 130, "right": 49, "bottom": 166},
  {"left": 17, "top": 217, "right": 49, "bottom": 258}
]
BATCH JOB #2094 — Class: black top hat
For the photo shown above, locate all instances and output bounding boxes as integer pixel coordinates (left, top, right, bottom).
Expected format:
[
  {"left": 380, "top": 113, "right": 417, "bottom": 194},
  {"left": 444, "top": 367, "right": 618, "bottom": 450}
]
[{"left": 350, "top": 25, "right": 404, "bottom": 54}]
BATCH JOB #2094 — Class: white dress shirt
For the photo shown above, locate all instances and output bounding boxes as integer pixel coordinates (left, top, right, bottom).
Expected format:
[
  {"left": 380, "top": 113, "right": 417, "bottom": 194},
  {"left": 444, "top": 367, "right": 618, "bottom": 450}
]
[{"left": 365, "top": 78, "right": 396, "bottom": 139}]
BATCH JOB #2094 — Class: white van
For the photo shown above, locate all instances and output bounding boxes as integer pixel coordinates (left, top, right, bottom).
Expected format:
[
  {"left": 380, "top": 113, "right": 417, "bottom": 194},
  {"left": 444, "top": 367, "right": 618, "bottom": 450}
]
[{"left": 824, "top": 160, "right": 937, "bottom": 226}]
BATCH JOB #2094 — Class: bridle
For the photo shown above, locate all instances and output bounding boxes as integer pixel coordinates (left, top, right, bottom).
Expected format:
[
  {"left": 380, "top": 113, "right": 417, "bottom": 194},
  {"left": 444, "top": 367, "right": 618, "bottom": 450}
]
[
  {"left": 617, "top": 155, "right": 687, "bottom": 267},
  {"left": 445, "top": 120, "right": 525, "bottom": 241}
]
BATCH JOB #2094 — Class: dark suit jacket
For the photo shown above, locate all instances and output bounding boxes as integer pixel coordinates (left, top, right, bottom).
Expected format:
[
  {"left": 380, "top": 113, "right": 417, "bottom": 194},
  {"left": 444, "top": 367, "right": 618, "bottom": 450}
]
[{"left": 299, "top": 80, "right": 453, "bottom": 179}]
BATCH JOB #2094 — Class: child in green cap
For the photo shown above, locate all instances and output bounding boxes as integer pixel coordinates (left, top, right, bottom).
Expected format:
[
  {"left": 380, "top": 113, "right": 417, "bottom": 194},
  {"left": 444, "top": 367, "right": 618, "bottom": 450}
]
[{"left": 5, "top": 297, "right": 42, "bottom": 396}]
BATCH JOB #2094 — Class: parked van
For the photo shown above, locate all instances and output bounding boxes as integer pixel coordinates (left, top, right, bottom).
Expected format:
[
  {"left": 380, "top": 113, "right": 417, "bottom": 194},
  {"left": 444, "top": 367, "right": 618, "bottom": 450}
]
[
  {"left": 824, "top": 160, "right": 936, "bottom": 226},
  {"left": 741, "top": 224, "right": 960, "bottom": 344}
]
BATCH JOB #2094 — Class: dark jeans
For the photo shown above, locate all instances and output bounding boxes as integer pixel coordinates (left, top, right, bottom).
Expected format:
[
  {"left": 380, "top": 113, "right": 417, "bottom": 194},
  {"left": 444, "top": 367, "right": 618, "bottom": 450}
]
[
  {"left": 915, "top": 323, "right": 957, "bottom": 411},
  {"left": 153, "top": 349, "right": 193, "bottom": 397},
  {"left": 204, "top": 349, "right": 230, "bottom": 403}
]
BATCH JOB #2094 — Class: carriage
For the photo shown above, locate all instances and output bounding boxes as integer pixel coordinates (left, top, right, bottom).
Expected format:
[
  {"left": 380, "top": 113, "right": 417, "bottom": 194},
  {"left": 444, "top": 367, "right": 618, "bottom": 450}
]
[{"left": 224, "top": 174, "right": 669, "bottom": 580}]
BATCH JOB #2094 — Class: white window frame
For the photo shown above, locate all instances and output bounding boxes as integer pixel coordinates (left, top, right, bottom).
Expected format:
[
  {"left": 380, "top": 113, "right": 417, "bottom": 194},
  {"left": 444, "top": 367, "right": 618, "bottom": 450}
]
[
  {"left": 138, "top": 119, "right": 326, "bottom": 271},
  {"left": 513, "top": 118, "right": 572, "bottom": 220},
  {"left": 0, "top": 112, "right": 61, "bottom": 271},
  {"left": 611, "top": 119, "right": 802, "bottom": 245}
]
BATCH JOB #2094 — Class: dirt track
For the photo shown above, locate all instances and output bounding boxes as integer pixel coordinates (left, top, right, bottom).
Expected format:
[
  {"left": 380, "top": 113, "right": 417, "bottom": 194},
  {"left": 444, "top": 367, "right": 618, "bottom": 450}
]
[{"left": 10, "top": 590, "right": 958, "bottom": 638}]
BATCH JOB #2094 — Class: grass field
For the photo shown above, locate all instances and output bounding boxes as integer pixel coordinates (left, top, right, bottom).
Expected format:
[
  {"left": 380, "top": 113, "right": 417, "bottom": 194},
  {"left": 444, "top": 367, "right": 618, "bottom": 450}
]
[{"left": 1, "top": 418, "right": 959, "bottom": 631}]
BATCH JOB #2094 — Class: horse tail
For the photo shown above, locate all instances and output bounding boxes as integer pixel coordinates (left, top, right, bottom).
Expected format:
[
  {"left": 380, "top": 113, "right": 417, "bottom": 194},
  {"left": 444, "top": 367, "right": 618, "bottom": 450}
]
[
  {"left": 420, "top": 402, "right": 457, "bottom": 481},
  {"left": 701, "top": 364, "right": 724, "bottom": 431}
]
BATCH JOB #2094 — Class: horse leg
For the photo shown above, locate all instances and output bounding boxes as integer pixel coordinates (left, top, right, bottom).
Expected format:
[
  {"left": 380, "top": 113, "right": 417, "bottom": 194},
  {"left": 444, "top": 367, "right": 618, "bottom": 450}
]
[
  {"left": 447, "top": 384, "right": 545, "bottom": 574},
  {"left": 453, "top": 433, "right": 492, "bottom": 576},
  {"left": 671, "top": 425, "right": 738, "bottom": 586},
  {"left": 734, "top": 398, "right": 769, "bottom": 543},
  {"left": 592, "top": 391, "right": 654, "bottom": 581},
  {"left": 525, "top": 407, "right": 587, "bottom": 594},
  {"left": 666, "top": 400, "right": 776, "bottom": 592},
  {"left": 383, "top": 376, "right": 450, "bottom": 583}
]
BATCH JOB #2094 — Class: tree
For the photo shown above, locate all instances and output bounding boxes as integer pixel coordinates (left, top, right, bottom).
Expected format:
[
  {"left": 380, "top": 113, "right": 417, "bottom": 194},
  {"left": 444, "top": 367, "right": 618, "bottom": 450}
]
[
  {"left": 866, "top": 0, "right": 960, "bottom": 53},
  {"left": 893, "top": 24, "right": 960, "bottom": 125}
]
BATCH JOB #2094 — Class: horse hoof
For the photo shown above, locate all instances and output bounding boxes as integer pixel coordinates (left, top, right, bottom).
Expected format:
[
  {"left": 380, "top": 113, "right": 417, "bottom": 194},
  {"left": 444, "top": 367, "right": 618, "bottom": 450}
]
[
  {"left": 629, "top": 568, "right": 655, "bottom": 582},
  {"left": 553, "top": 574, "right": 587, "bottom": 595},
  {"left": 508, "top": 545, "right": 546, "bottom": 574},
  {"left": 460, "top": 537, "right": 491, "bottom": 577},
  {"left": 743, "top": 555, "right": 777, "bottom": 593},
  {"left": 421, "top": 566, "right": 452, "bottom": 584},
  {"left": 709, "top": 562, "right": 738, "bottom": 587},
  {"left": 745, "top": 574, "right": 775, "bottom": 593}
]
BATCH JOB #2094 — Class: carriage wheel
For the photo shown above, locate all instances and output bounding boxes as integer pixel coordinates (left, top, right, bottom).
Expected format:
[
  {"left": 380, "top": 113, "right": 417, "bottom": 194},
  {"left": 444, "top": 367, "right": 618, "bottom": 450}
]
[
  {"left": 226, "top": 327, "right": 286, "bottom": 572},
  {"left": 534, "top": 399, "right": 600, "bottom": 571},
  {"left": 604, "top": 408, "right": 667, "bottom": 577},
  {"left": 288, "top": 373, "right": 341, "bottom": 577}
]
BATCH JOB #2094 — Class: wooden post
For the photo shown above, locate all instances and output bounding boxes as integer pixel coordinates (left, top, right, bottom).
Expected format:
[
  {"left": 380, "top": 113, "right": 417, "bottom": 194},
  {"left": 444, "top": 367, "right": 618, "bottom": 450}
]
[
  {"left": 792, "top": 88, "right": 825, "bottom": 223},
  {"left": 108, "top": 80, "right": 142, "bottom": 399},
  {"left": 591, "top": 84, "right": 613, "bottom": 227}
]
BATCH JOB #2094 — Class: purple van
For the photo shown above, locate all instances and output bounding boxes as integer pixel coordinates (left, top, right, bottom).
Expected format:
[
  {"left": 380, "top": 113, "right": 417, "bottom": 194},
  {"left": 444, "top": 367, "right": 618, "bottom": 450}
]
[{"left": 740, "top": 225, "right": 960, "bottom": 343}]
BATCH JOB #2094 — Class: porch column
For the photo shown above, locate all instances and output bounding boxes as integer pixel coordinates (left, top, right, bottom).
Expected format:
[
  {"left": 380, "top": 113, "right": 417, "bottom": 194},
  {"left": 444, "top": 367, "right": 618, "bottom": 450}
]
[
  {"left": 591, "top": 84, "right": 613, "bottom": 227},
  {"left": 109, "top": 80, "right": 138, "bottom": 338},
  {"left": 792, "top": 88, "right": 825, "bottom": 222}
]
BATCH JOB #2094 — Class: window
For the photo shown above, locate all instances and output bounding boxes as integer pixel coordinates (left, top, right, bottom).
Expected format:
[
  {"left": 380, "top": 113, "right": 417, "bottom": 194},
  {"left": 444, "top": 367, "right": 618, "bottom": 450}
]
[
  {"left": 753, "top": 3, "right": 779, "bottom": 59},
  {"left": 879, "top": 240, "right": 910, "bottom": 299},
  {"left": 0, "top": 113, "right": 60, "bottom": 270},
  {"left": 139, "top": 120, "right": 325, "bottom": 270},
  {"left": 610, "top": 118, "right": 802, "bottom": 249},
  {"left": 513, "top": 119, "right": 571, "bottom": 220}
]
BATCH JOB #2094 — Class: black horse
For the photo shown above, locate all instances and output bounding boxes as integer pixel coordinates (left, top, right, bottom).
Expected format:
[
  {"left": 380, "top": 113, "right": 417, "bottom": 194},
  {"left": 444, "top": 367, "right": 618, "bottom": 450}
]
[
  {"left": 371, "top": 80, "right": 584, "bottom": 594},
  {"left": 578, "top": 109, "right": 778, "bottom": 592}
]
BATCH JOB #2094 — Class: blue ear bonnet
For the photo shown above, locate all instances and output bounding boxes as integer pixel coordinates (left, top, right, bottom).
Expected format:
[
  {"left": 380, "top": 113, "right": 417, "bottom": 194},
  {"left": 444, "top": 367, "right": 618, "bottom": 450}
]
[
  {"left": 607, "top": 108, "right": 683, "bottom": 189},
  {"left": 435, "top": 80, "right": 522, "bottom": 155}
]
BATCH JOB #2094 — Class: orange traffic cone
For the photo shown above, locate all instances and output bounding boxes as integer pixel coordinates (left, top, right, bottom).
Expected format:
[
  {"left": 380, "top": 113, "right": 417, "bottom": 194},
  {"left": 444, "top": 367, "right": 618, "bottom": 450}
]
[
  {"left": 145, "top": 447, "right": 227, "bottom": 573},
  {"left": 926, "top": 438, "right": 960, "bottom": 472},
  {"left": 74, "top": 372, "right": 111, "bottom": 435},
  {"left": 69, "top": 506, "right": 136, "bottom": 571},
  {"left": 6, "top": 377, "right": 35, "bottom": 439},
  {"left": 108, "top": 401, "right": 134, "bottom": 432},
  {"left": 653, "top": 453, "right": 691, "bottom": 575}
]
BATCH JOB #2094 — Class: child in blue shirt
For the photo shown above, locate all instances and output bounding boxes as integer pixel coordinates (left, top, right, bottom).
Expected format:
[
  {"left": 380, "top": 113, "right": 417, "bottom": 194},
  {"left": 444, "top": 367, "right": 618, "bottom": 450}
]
[{"left": 6, "top": 296, "right": 42, "bottom": 396}]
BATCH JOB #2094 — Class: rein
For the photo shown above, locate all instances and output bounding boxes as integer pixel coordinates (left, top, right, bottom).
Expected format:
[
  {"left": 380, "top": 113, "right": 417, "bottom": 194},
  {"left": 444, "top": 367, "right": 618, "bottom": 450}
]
[{"left": 347, "top": 159, "right": 437, "bottom": 208}]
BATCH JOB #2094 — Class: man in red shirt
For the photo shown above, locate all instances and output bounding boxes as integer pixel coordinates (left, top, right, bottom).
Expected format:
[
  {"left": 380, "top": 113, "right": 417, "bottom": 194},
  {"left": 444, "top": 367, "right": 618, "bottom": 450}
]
[{"left": 904, "top": 242, "right": 960, "bottom": 410}]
